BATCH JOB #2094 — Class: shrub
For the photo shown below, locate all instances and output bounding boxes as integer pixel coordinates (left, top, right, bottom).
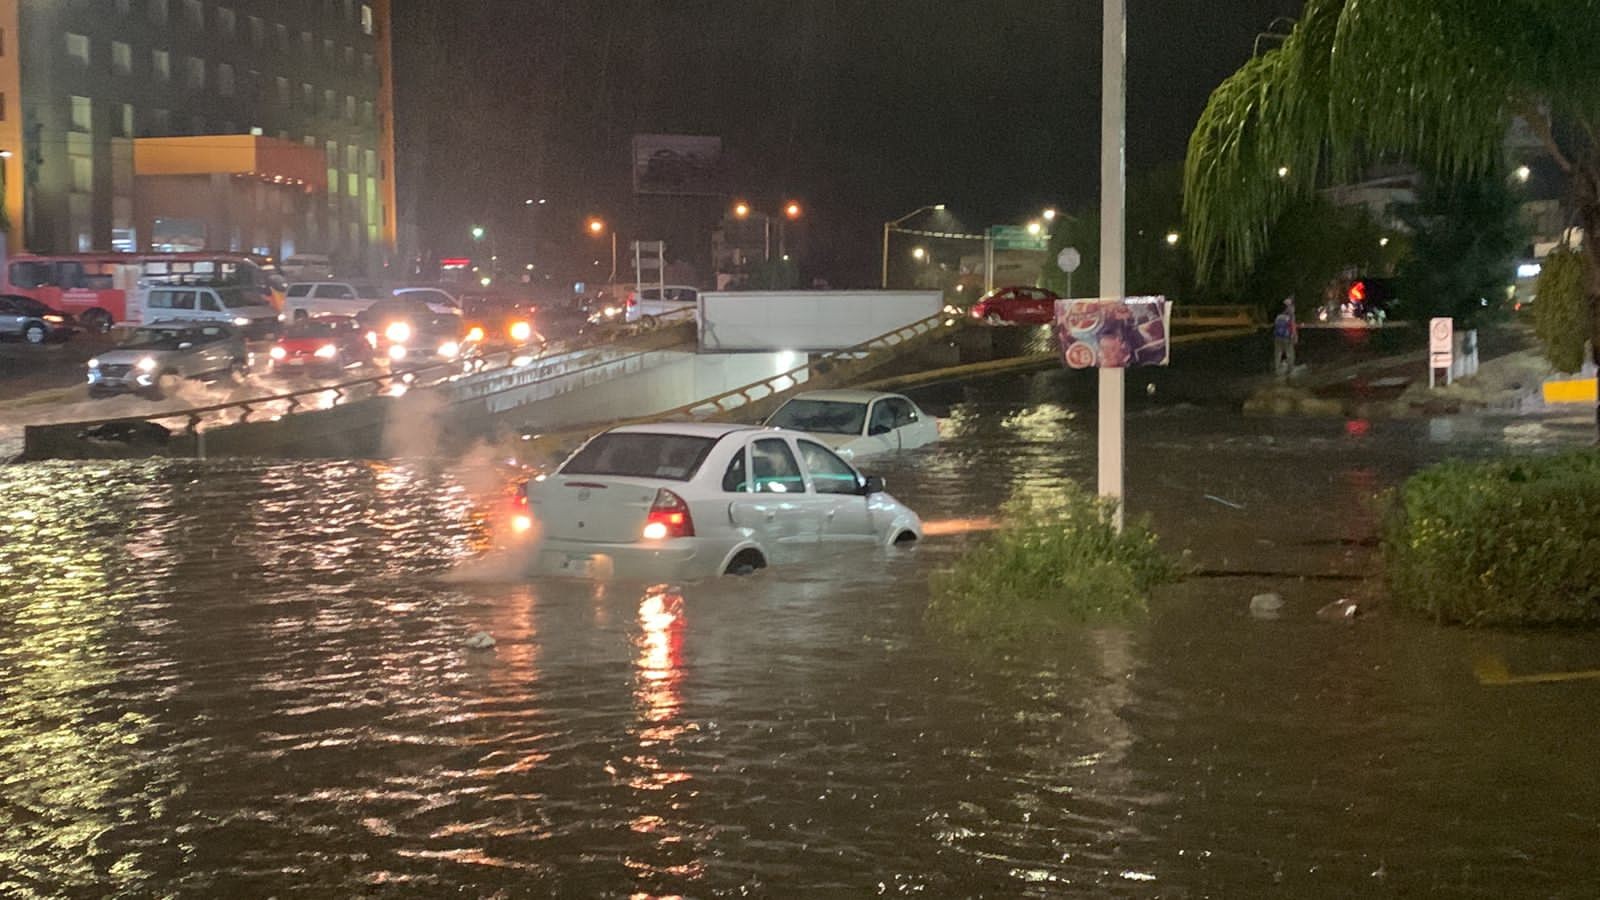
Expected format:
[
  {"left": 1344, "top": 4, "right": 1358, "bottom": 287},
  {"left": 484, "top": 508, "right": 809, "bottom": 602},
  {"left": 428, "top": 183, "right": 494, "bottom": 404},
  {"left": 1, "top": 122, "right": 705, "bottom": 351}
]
[
  {"left": 926, "top": 487, "right": 1181, "bottom": 642},
  {"left": 1382, "top": 451, "right": 1600, "bottom": 626}
]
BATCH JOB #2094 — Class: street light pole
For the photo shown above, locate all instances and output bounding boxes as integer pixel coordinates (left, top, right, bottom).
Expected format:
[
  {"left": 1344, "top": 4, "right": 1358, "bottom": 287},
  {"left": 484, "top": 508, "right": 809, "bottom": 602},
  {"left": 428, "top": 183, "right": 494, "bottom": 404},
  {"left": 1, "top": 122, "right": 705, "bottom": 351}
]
[
  {"left": 1099, "top": 0, "right": 1127, "bottom": 531},
  {"left": 881, "top": 204, "right": 945, "bottom": 288}
]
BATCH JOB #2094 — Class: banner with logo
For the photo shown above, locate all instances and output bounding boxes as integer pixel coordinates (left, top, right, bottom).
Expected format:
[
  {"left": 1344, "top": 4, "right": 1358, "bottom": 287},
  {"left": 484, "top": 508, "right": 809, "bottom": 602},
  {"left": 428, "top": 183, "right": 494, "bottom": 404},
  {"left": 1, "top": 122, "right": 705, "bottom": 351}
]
[{"left": 1053, "top": 296, "right": 1171, "bottom": 368}]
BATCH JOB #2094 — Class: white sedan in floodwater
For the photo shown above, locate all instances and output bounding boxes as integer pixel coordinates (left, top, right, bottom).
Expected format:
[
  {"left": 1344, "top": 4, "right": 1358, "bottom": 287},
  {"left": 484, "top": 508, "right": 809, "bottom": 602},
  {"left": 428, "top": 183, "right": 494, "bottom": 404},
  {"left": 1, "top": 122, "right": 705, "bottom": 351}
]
[
  {"left": 522, "top": 423, "right": 924, "bottom": 579},
  {"left": 761, "top": 390, "right": 940, "bottom": 460}
]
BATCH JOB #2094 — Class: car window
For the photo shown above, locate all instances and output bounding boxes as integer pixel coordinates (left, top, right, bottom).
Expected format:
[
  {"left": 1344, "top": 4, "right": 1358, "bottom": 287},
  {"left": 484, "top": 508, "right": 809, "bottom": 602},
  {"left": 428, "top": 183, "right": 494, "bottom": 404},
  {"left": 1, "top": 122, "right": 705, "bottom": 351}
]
[
  {"left": 752, "top": 438, "right": 806, "bottom": 494},
  {"left": 868, "top": 400, "right": 898, "bottom": 435},
  {"left": 886, "top": 397, "right": 918, "bottom": 425},
  {"left": 199, "top": 292, "right": 222, "bottom": 312},
  {"left": 350, "top": 282, "right": 383, "bottom": 298},
  {"left": 316, "top": 283, "right": 356, "bottom": 299},
  {"left": 798, "top": 440, "right": 860, "bottom": 495},
  {"left": 148, "top": 289, "right": 196, "bottom": 311},
  {"left": 560, "top": 433, "right": 716, "bottom": 482},
  {"left": 287, "top": 283, "right": 314, "bottom": 298},
  {"left": 722, "top": 448, "right": 749, "bottom": 493},
  {"left": 765, "top": 398, "right": 867, "bottom": 435},
  {"left": 0, "top": 298, "right": 15, "bottom": 313}
]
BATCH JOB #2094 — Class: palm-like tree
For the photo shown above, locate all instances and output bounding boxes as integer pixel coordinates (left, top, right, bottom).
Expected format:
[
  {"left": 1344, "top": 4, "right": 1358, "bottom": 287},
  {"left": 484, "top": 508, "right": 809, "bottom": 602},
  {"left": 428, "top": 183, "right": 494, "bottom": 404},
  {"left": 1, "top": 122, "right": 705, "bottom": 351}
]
[{"left": 1184, "top": 0, "right": 1600, "bottom": 342}]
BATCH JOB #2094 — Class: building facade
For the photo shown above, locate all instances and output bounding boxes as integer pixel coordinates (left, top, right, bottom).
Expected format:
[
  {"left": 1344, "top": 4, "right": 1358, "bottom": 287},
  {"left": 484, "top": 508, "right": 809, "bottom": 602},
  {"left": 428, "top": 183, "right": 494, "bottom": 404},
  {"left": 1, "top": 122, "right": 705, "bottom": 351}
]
[{"left": 6, "top": 0, "right": 395, "bottom": 273}]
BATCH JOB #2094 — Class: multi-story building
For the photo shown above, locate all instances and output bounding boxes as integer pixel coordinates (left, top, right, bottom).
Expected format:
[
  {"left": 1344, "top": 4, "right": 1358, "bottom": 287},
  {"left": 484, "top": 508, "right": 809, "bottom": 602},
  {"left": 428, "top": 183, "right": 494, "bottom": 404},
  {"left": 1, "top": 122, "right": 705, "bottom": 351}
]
[{"left": 0, "top": 0, "right": 396, "bottom": 273}]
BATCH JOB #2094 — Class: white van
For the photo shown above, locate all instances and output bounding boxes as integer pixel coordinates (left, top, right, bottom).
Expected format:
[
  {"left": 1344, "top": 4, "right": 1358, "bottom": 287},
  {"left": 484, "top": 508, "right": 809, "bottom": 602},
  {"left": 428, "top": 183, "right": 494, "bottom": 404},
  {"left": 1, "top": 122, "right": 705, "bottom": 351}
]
[
  {"left": 281, "top": 254, "right": 334, "bottom": 280},
  {"left": 625, "top": 285, "right": 699, "bottom": 324},
  {"left": 143, "top": 285, "right": 280, "bottom": 339}
]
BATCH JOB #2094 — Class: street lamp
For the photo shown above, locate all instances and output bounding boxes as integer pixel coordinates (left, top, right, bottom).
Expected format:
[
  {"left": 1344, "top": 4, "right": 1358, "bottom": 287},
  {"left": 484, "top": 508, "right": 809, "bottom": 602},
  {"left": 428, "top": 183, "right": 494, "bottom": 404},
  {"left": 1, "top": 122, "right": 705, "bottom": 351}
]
[
  {"left": 882, "top": 204, "right": 947, "bottom": 288},
  {"left": 911, "top": 246, "right": 926, "bottom": 261},
  {"left": 586, "top": 217, "right": 617, "bottom": 283},
  {"left": 1165, "top": 231, "right": 1180, "bottom": 246},
  {"left": 1026, "top": 221, "right": 1043, "bottom": 236},
  {"left": 470, "top": 225, "right": 486, "bottom": 241},
  {"left": 1043, "top": 207, "right": 1058, "bottom": 222},
  {"left": 1277, "top": 165, "right": 1290, "bottom": 179},
  {"left": 1513, "top": 165, "right": 1531, "bottom": 183}
]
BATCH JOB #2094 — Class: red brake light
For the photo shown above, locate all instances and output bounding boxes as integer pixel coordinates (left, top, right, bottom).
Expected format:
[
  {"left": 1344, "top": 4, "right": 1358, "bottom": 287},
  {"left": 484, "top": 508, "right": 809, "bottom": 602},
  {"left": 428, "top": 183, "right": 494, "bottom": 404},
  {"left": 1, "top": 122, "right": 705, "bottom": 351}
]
[
  {"left": 1348, "top": 281, "right": 1366, "bottom": 303},
  {"left": 643, "top": 488, "right": 694, "bottom": 539},
  {"left": 626, "top": 293, "right": 638, "bottom": 308}
]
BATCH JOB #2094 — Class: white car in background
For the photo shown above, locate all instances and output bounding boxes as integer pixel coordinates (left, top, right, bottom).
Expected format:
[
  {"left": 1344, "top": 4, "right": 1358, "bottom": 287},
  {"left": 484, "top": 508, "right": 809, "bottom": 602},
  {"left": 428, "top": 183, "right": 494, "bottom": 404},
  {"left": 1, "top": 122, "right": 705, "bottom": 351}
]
[
  {"left": 762, "top": 390, "right": 940, "bottom": 460},
  {"left": 392, "top": 286, "right": 461, "bottom": 316},
  {"left": 522, "top": 423, "right": 923, "bottom": 579},
  {"left": 283, "top": 280, "right": 389, "bottom": 320},
  {"left": 624, "top": 285, "right": 699, "bottom": 324}
]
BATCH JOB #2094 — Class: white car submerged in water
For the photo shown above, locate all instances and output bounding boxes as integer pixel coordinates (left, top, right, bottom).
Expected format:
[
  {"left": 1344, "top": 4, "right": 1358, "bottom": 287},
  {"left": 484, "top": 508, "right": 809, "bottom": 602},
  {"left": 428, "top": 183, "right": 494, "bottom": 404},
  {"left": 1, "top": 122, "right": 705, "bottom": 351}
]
[
  {"left": 762, "top": 390, "right": 940, "bottom": 460},
  {"left": 523, "top": 423, "right": 923, "bottom": 579}
]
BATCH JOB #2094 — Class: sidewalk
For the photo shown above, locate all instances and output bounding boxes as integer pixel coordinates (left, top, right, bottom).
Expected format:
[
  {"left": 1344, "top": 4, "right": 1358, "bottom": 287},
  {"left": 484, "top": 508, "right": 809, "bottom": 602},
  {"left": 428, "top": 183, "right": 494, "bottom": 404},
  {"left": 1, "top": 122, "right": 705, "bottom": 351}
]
[{"left": 1243, "top": 324, "right": 1555, "bottom": 418}]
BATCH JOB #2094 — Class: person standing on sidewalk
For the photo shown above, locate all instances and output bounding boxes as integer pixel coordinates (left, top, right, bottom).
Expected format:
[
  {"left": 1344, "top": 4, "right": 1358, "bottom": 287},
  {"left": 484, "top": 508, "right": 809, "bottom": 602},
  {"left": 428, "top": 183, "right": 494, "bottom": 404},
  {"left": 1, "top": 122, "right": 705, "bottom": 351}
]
[{"left": 1272, "top": 298, "right": 1299, "bottom": 376}]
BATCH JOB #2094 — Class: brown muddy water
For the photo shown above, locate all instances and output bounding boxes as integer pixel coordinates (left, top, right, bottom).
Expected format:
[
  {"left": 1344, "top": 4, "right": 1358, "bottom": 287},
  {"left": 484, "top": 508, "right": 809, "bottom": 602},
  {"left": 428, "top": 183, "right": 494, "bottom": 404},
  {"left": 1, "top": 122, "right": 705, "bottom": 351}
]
[{"left": 2, "top": 370, "right": 1598, "bottom": 897}]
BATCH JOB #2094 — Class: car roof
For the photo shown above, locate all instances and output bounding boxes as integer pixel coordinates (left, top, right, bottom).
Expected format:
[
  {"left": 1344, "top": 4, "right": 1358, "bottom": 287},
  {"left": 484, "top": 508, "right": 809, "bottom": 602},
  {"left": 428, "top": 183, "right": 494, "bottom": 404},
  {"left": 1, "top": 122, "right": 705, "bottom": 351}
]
[
  {"left": 782, "top": 389, "right": 904, "bottom": 404},
  {"left": 606, "top": 422, "right": 760, "bottom": 439}
]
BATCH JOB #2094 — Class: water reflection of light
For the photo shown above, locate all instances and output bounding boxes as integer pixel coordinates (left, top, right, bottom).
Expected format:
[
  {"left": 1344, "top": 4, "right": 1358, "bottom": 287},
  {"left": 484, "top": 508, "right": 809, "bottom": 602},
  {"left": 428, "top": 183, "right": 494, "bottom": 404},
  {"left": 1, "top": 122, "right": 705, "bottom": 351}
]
[
  {"left": 922, "top": 516, "right": 999, "bottom": 537},
  {"left": 1001, "top": 403, "right": 1072, "bottom": 443}
]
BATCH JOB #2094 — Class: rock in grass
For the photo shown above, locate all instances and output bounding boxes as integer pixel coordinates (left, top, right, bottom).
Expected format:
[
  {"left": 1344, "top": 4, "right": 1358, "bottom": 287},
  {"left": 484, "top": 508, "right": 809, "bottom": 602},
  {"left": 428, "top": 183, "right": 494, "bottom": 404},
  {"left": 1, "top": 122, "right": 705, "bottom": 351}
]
[
  {"left": 1249, "top": 593, "right": 1284, "bottom": 618},
  {"left": 464, "top": 631, "right": 497, "bottom": 650}
]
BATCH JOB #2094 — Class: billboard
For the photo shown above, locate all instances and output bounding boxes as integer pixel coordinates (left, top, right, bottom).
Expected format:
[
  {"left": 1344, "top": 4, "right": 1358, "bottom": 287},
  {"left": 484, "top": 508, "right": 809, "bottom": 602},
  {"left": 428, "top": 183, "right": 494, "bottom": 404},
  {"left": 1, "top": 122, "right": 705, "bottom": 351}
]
[
  {"left": 632, "top": 134, "right": 724, "bottom": 196},
  {"left": 1053, "top": 297, "right": 1171, "bottom": 368}
]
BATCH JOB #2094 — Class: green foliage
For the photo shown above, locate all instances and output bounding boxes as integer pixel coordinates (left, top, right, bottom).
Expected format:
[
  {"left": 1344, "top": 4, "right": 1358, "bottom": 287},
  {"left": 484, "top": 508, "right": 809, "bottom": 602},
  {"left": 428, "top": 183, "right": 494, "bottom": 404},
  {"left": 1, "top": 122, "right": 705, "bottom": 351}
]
[
  {"left": 1185, "top": 0, "right": 1600, "bottom": 290},
  {"left": 1238, "top": 195, "right": 1383, "bottom": 316},
  {"left": 926, "top": 487, "right": 1182, "bottom": 643},
  {"left": 1041, "top": 165, "right": 1200, "bottom": 303},
  {"left": 1395, "top": 174, "right": 1528, "bottom": 328},
  {"left": 1382, "top": 451, "right": 1600, "bottom": 626},
  {"left": 1534, "top": 247, "right": 1590, "bottom": 373}
]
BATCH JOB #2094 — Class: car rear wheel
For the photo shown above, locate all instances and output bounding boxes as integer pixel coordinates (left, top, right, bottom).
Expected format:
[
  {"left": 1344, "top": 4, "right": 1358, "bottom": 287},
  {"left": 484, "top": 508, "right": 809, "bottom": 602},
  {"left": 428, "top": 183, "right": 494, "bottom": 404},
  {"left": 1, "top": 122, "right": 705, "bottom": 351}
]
[
  {"left": 640, "top": 314, "right": 660, "bottom": 330},
  {"left": 724, "top": 549, "right": 766, "bottom": 576},
  {"left": 153, "top": 372, "right": 181, "bottom": 399},
  {"left": 80, "top": 309, "right": 113, "bottom": 334},
  {"left": 22, "top": 322, "right": 47, "bottom": 344}
]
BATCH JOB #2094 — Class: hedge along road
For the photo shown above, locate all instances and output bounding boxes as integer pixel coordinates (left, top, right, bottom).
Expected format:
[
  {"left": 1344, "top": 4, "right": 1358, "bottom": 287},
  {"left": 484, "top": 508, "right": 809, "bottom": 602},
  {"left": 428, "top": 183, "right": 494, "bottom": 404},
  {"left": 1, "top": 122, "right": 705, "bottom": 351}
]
[{"left": 0, "top": 362, "right": 1596, "bottom": 895}]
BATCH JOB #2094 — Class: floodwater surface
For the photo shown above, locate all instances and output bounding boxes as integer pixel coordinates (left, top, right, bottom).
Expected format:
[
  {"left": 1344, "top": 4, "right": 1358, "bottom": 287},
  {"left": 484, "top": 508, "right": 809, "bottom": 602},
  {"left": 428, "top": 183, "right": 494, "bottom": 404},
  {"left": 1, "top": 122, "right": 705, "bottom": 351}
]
[{"left": 2, "top": 371, "right": 1598, "bottom": 897}]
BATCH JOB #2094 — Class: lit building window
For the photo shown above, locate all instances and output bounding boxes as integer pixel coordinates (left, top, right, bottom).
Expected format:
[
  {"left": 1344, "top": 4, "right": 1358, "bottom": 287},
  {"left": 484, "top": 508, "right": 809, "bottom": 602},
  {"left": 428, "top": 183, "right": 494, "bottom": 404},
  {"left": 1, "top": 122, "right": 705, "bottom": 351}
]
[
  {"left": 112, "top": 41, "right": 132, "bottom": 75},
  {"left": 153, "top": 49, "right": 171, "bottom": 82},
  {"left": 70, "top": 95, "right": 92, "bottom": 132},
  {"left": 65, "top": 33, "right": 90, "bottom": 66}
]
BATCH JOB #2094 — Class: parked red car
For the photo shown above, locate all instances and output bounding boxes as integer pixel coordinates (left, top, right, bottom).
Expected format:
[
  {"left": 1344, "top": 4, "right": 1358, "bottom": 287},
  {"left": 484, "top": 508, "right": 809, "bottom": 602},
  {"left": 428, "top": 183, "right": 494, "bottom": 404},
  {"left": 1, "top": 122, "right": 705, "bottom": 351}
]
[
  {"left": 970, "top": 286, "right": 1062, "bottom": 325},
  {"left": 266, "top": 315, "right": 373, "bottom": 375}
]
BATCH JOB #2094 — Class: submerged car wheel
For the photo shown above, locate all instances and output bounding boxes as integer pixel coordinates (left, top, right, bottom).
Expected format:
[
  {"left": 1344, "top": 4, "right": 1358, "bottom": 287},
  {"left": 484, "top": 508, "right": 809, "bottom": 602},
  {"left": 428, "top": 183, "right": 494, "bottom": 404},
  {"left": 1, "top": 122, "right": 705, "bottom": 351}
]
[
  {"left": 23, "top": 322, "right": 47, "bottom": 344},
  {"left": 152, "top": 372, "right": 182, "bottom": 399},
  {"left": 724, "top": 549, "right": 766, "bottom": 576},
  {"left": 893, "top": 531, "right": 919, "bottom": 546},
  {"left": 80, "top": 309, "right": 113, "bottom": 334}
]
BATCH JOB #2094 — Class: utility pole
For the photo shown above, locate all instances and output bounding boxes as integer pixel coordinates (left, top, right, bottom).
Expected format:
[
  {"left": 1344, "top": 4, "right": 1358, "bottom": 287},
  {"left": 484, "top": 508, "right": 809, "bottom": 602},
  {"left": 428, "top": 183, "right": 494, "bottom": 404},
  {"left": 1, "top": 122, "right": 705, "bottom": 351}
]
[{"left": 1099, "top": 0, "right": 1127, "bottom": 530}]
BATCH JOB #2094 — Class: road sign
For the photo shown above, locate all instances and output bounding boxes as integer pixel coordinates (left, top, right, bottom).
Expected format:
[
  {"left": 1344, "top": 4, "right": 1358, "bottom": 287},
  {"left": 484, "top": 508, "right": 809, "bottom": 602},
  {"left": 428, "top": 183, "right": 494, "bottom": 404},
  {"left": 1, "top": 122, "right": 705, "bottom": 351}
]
[
  {"left": 1429, "top": 317, "right": 1453, "bottom": 365},
  {"left": 1057, "top": 247, "right": 1082, "bottom": 273},
  {"left": 1429, "top": 316, "right": 1454, "bottom": 389},
  {"left": 989, "top": 225, "right": 1048, "bottom": 252}
]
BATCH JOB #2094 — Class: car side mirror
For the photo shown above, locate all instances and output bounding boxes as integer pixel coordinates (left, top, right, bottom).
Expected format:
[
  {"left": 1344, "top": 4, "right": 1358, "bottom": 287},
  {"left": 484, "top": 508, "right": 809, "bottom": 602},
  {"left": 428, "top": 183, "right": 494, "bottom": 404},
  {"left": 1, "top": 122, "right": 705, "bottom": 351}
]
[
  {"left": 869, "top": 423, "right": 892, "bottom": 436},
  {"left": 860, "top": 475, "right": 886, "bottom": 495},
  {"left": 178, "top": 342, "right": 193, "bottom": 350}
]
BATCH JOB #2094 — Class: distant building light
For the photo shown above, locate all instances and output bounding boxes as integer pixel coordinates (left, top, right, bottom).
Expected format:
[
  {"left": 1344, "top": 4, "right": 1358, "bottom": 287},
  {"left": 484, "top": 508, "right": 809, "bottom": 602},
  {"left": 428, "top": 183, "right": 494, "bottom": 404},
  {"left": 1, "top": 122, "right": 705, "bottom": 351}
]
[{"left": 1517, "top": 262, "right": 1542, "bottom": 279}]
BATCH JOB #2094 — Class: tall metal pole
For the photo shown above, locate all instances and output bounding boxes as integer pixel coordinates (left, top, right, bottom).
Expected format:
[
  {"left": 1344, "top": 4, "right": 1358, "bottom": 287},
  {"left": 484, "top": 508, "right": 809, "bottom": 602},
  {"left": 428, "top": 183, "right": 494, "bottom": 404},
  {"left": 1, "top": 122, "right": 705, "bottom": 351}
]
[
  {"left": 880, "top": 221, "right": 891, "bottom": 287},
  {"left": 1098, "top": 0, "right": 1127, "bottom": 530}
]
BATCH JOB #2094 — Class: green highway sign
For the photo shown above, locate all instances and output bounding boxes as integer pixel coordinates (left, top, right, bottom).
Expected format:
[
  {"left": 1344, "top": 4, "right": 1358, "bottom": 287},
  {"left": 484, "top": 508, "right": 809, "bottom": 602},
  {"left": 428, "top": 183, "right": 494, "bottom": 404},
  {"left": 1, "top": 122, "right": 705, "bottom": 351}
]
[{"left": 989, "top": 224, "right": 1049, "bottom": 252}]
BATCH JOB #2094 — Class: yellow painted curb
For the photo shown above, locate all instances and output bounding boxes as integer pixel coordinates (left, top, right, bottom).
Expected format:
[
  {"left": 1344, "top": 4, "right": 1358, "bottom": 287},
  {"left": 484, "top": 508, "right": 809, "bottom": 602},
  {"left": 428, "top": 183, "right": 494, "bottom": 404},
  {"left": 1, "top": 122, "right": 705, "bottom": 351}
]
[{"left": 1542, "top": 378, "right": 1598, "bottom": 405}]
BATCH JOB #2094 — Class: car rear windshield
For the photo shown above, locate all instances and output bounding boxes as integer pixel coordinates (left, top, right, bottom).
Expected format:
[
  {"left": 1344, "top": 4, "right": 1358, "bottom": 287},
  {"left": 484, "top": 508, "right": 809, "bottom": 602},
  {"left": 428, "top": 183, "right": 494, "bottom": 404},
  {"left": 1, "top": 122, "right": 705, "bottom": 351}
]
[
  {"left": 765, "top": 399, "right": 867, "bottom": 435},
  {"left": 560, "top": 433, "right": 717, "bottom": 482}
]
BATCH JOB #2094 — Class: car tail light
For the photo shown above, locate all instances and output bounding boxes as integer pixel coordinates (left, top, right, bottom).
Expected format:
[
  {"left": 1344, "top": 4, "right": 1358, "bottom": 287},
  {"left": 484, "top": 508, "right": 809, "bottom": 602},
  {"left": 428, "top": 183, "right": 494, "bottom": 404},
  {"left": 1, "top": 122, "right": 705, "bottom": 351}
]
[
  {"left": 626, "top": 293, "right": 638, "bottom": 309},
  {"left": 642, "top": 488, "right": 694, "bottom": 540}
]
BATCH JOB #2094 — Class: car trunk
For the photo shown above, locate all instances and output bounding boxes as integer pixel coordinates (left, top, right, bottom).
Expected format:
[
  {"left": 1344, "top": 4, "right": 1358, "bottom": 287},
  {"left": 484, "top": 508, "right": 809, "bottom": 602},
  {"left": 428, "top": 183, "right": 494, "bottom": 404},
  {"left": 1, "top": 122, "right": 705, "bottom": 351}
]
[{"left": 528, "top": 476, "right": 661, "bottom": 543}]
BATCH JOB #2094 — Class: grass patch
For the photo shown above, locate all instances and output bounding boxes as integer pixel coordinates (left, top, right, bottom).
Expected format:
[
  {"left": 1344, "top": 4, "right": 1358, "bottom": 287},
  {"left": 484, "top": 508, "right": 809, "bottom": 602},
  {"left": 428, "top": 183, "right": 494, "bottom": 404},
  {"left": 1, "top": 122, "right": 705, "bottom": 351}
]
[
  {"left": 1382, "top": 450, "right": 1600, "bottom": 626},
  {"left": 927, "top": 487, "right": 1182, "bottom": 642}
]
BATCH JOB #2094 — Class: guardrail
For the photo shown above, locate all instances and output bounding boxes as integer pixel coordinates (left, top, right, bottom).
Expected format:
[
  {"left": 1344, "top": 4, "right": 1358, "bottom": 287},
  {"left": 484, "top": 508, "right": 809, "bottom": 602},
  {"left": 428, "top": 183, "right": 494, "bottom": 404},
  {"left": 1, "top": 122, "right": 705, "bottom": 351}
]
[
  {"left": 659, "top": 312, "right": 957, "bottom": 421},
  {"left": 45, "top": 320, "right": 698, "bottom": 439},
  {"left": 1171, "top": 304, "right": 1263, "bottom": 327}
]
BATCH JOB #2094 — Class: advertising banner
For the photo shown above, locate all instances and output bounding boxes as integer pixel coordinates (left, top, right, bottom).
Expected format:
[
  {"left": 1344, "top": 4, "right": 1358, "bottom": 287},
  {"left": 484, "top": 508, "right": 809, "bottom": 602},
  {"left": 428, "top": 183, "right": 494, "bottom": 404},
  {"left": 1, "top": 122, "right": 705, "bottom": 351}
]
[
  {"left": 1053, "top": 296, "right": 1171, "bottom": 368},
  {"left": 631, "top": 134, "right": 724, "bottom": 196}
]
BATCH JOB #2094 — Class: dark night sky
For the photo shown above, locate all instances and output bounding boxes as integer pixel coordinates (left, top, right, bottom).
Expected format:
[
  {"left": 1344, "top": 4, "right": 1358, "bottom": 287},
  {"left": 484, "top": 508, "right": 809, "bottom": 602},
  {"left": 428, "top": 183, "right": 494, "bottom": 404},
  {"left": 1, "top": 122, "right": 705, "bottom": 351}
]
[{"left": 393, "top": 0, "right": 1304, "bottom": 287}]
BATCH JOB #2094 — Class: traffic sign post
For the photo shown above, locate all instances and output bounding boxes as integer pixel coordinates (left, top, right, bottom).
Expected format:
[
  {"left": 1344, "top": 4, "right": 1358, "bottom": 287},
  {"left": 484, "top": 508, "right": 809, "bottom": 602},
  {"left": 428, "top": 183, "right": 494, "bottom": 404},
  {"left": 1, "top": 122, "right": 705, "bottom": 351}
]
[
  {"left": 1429, "top": 317, "right": 1454, "bottom": 389},
  {"left": 1057, "top": 246, "right": 1081, "bottom": 299}
]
